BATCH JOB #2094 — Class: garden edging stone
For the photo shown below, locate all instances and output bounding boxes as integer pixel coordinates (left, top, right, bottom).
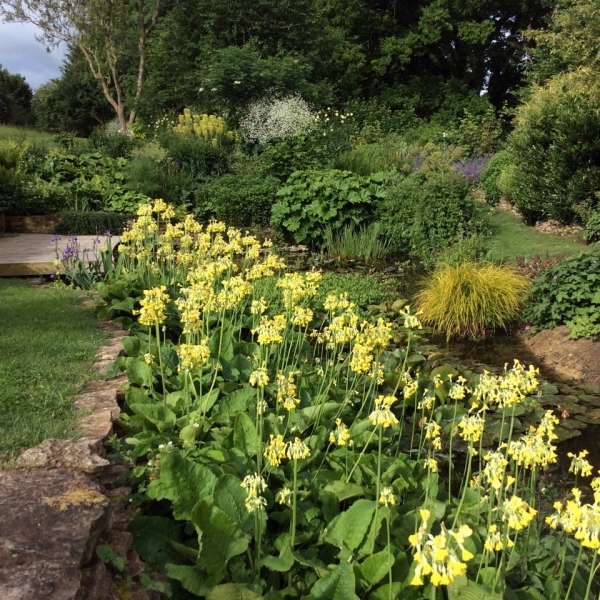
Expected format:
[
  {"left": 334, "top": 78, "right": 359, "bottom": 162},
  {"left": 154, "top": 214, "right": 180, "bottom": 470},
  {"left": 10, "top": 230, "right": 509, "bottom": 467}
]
[{"left": 0, "top": 318, "right": 156, "bottom": 600}]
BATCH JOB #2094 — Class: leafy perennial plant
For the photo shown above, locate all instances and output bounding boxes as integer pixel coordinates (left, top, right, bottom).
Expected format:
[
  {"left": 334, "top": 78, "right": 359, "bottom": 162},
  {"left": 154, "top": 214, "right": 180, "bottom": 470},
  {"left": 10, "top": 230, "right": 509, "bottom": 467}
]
[{"left": 100, "top": 201, "right": 600, "bottom": 600}]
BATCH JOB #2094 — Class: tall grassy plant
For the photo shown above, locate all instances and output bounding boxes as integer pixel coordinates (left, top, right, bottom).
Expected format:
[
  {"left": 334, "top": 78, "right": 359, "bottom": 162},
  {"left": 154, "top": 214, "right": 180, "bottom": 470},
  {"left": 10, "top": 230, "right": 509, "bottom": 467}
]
[
  {"left": 416, "top": 262, "right": 531, "bottom": 340},
  {"left": 321, "top": 222, "right": 392, "bottom": 265}
]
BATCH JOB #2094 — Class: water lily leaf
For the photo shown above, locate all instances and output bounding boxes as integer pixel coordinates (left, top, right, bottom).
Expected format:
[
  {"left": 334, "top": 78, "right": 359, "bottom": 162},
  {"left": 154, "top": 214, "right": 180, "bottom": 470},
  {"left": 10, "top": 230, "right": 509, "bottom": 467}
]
[
  {"left": 207, "top": 584, "right": 263, "bottom": 600},
  {"left": 307, "top": 561, "right": 355, "bottom": 600},
  {"left": 539, "top": 383, "right": 559, "bottom": 396}
]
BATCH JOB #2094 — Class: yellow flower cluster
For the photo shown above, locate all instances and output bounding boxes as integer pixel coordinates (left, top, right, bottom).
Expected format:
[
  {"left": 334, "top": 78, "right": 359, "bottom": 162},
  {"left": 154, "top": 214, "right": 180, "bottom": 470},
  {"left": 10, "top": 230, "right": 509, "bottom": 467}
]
[
  {"left": 137, "top": 286, "right": 170, "bottom": 326},
  {"left": 501, "top": 495, "right": 537, "bottom": 531},
  {"left": 249, "top": 367, "right": 270, "bottom": 388},
  {"left": 507, "top": 410, "right": 558, "bottom": 470},
  {"left": 254, "top": 315, "right": 287, "bottom": 345},
  {"left": 264, "top": 434, "right": 286, "bottom": 467},
  {"left": 472, "top": 360, "right": 539, "bottom": 409},
  {"left": 277, "top": 271, "right": 321, "bottom": 308},
  {"left": 285, "top": 438, "right": 311, "bottom": 460},
  {"left": 409, "top": 510, "right": 473, "bottom": 586},
  {"left": 329, "top": 418, "right": 350, "bottom": 446},
  {"left": 349, "top": 319, "right": 392, "bottom": 375},
  {"left": 276, "top": 372, "right": 300, "bottom": 411},
  {"left": 177, "top": 341, "right": 210, "bottom": 371},
  {"left": 424, "top": 420, "right": 442, "bottom": 450},
  {"left": 369, "top": 395, "right": 399, "bottom": 428},
  {"left": 568, "top": 450, "right": 594, "bottom": 477},
  {"left": 173, "top": 109, "right": 234, "bottom": 143},
  {"left": 482, "top": 450, "right": 509, "bottom": 491},
  {"left": 399, "top": 305, "right": 423, "bottom": 330},
  {"left": 240, "top": 473, "right": 267, "bottom": 514},
  {"left": 379, "top": 487, "right": 396, "bottom": 507},
  {"left": 484, "top": 524, "right": 514, "bottom": 552},
  {"left": 547, "top": 484, "right": 600, "bottom": 551},
  {"left": 457, "top": 414, "right": 485, "bottom": 444}
]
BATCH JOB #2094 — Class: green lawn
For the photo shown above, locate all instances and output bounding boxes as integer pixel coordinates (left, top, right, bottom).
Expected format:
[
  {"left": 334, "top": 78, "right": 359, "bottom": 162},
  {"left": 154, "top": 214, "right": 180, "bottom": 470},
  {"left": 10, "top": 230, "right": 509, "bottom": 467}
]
[
  {"left": 0, "top": 280, "right": 107, "bottom": 460},
  {"left": 479, "top": 205, "right": 587, "bottom": 261},
  {"left": 0, "top": 124, "right": 56, "bottom": 146}
]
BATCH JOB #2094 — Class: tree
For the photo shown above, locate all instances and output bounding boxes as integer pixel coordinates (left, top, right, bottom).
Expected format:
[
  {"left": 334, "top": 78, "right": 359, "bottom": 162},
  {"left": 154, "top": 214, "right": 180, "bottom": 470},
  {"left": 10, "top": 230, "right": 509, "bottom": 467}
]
[
  {"left": 0, "top": 0, "right": 162, "bottom": 131},
  {"left": 32, "top": 46, "right": 113, "bottom": 135},
  {"left": 0, "top": 64, "right": 33, "bottom": 125}
]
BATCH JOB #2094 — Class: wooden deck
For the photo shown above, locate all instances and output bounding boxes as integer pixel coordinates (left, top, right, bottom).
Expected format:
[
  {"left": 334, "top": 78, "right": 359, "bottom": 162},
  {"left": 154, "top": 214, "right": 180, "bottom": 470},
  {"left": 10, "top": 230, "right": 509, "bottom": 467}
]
[{"left": 0, "top": 234, "right": 119, "bottom": 277}]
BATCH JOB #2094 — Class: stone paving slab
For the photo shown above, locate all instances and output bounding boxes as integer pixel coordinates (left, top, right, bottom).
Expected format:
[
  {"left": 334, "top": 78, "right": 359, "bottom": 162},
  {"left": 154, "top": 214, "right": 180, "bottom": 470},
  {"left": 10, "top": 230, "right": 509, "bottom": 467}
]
[{"left": 0, "top": 234, "right": 119, "bottom": 276}]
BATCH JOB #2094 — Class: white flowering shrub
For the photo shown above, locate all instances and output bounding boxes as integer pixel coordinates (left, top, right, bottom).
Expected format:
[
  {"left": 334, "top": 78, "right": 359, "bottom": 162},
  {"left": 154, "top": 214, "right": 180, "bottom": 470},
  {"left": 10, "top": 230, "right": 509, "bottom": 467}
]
[{"left": 240, "top": 94, "right": 316, "bottom": 144}]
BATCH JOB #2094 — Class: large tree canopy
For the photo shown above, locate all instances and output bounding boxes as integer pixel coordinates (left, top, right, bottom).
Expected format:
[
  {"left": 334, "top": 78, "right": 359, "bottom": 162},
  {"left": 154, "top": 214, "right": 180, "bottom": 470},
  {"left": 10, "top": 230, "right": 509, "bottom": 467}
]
[
  {"left": 0, "top": 64, "right": 33, "bottom": 125},
  {"left": 0, "top": 0, "right": 162, "bottom": 131}
]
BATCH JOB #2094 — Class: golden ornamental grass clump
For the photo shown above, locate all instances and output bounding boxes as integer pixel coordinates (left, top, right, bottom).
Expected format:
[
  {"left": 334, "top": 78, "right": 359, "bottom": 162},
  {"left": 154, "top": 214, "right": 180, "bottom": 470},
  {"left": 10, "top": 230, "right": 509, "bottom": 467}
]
[{"left": 415, "top": 261, "right": 531, "bottom": 340}]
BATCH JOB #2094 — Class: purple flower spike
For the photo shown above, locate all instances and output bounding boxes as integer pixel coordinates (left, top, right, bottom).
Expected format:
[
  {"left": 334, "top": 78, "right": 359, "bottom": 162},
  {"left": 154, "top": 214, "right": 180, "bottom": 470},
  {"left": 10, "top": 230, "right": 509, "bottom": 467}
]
[
  {"left": 104, "top": 230, "right": 112, "bottom": 238},
  {"left": 51, "top": 235, "right": 60, "bottom": 243}
]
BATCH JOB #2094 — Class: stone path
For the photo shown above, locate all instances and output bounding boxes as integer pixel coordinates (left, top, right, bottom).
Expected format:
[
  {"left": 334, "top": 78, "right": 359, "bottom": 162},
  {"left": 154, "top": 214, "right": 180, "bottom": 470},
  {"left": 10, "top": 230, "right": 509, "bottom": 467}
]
[
  {"left": 0, "top": 234, "right": 119, "bottom": 276},
  {"left": 0, "top": 320, "right": 156, "bottom": 600}
]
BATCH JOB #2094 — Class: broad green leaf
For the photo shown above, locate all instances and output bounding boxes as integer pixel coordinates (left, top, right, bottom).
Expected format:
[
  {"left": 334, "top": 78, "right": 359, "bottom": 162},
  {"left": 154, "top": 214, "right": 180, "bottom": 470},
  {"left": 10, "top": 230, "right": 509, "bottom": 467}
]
[
  {"left": 213, "top": 387, "right": 256, "bottom": 422},
  {"left": 207, "top": 584, "right": 263, "bottom": 600},
  {"left": 213, "top": 474, "right": 252, "bottom": 533},
  {"left": 156, "top": 450, "right": 217, "bottom": 520},
  {"left": 121, "top": 335, "right": 140, "bottom": 357},
  {"left": 323, "top": 499, "right": 376, "bottom": 559},
  {"left": 161, "top": 346, "right": 179, "bottom": 370},
  {"left": 447, "top": 580, "right": 500, "bottom": 600},
  {"left": 233, "top": 412, "right": 258, "bottom": 456},
  {"left": 191, "top": 500, "right": 249, "bottom": 579},
  {"left": 300, "top": 402, "right": 341, "bottom": 420},
  {"left": 129, "top": 516, "right": 184, "bottom": 572},
  {"left": 165, "top": 563, "right": 209, "bottom": 596},
  {"left": 126, "top": 358, "right": 154, "bottom": 387},
  {"left": 308, "top": 561, "right": 355, "bottom": 600},
  {"left": 130, "top": 403, "right": 176, "bottom": 431},
  {"left": 261, "top": 543, "right": 294, "bottom": 572},
  {"left": 368, "top": 582, "right": 402, "bottom": 600},
  {"left": 323, "top": 481, "right": 364, "bottom": 502},
  {"left": 356, "top": 549, "right": 394, "bottom": 588}
]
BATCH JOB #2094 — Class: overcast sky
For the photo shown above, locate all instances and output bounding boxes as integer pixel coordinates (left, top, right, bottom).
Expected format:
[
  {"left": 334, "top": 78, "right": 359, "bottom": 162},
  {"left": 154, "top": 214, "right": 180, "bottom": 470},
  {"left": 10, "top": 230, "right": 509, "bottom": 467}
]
[{"left": 0, "top": 21, "right": 65, "bottom": 89}]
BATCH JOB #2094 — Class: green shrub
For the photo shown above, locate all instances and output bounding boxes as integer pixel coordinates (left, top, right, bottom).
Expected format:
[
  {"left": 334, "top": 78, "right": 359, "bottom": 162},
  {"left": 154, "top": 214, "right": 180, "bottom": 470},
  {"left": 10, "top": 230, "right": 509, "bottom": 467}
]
[
  {"left": 158, "top": 132, "right": 230, "bottom": 180},
  {"left": 584, "top": 209, "right": 600, "bottom": 244},
  {"left": 508, "top": 69, "right": 600, "bottom": 224},
  {"left": 334, "top": 138, "right": 415, "bottom": 176},
  {"left": 479, "top": 150, "right": 513, "bottom": 205},
  {"left": 271, "top": 169, "right": 387, "bottom": 246},
  {"left": 56, "top": 211, "right": 132, "bottom": 235},
  {"left": 89, "top": 125, "right": 140, "bottom": 159},
  {"left": 197, "top": 172, "right": 280, "bottom": 227},
  {"left": 377, "top": 170, "right": 476, "bottom": 263},
  {"left": 523, "top": 248, "right": 600, "bottom": 339},
  {"left": 416, "top": 261, "right": 531, "bottom": 340}
]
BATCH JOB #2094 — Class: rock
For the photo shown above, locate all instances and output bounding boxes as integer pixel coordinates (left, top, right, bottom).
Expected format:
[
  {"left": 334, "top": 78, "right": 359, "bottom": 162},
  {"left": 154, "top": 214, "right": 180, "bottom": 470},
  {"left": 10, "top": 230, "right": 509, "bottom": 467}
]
[
  {"left": 79, "top": 559, "right": 115, "bottom": 600},
  {"left": 16, "top": 439, "right": 110, "bottom": 474},
  {"left": 78, "top": 410, "right": 114, "bottom": 441},
  {"left": 0, "top": 469, "right": 108, "bottom": 600}
]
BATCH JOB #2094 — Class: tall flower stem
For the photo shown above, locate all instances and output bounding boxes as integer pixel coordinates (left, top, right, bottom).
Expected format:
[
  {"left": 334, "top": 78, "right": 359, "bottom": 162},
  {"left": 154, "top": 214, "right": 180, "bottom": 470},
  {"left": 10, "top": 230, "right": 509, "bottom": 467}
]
[
  {"left": 289, "top": 458, "right": 299, "bottom": 589},
  {"left": 372, "top": 426, "right": 383, "bottom": 553},
  {"left": 155, "top": 324, "right": 167, "bottom": 407},
  {"left": 564, "top": 544, "right": 584, "bottom": 600}
]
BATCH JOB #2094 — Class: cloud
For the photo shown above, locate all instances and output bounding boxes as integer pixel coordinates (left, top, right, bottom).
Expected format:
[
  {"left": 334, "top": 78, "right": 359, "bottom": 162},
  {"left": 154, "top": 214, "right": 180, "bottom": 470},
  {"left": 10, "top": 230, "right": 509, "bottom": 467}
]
[{"left": 0, "top": 21, "right": 65, "bottom": 90}]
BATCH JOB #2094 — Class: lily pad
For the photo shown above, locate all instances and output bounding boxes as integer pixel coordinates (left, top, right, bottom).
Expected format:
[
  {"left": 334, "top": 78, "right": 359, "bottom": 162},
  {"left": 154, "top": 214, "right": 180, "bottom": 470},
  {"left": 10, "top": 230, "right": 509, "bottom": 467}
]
[
  {"left": 579, "top": 384, "right": 600, "bottom": 394},
  {"left": 539, "top": 382, "right": 559, "bottom": 396},
  {"left": 559, "top": 419, "right": 587, "bottom": 430},
  {"left": 578, "top": 395, "right": 600, "bottom": 408},
  {"left": 554, "top": 427, "right": 582, "bottom": 441}
]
